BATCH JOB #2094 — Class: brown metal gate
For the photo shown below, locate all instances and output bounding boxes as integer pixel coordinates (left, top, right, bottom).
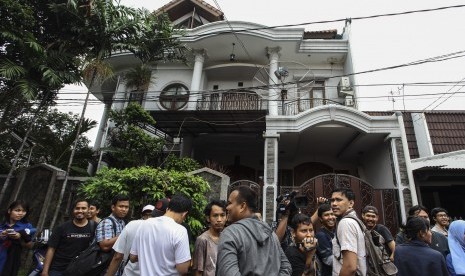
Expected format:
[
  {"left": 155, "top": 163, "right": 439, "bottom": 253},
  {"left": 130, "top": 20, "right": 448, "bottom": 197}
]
[{"left": 280, "top": 174, "right": 399, "bottom": 235}]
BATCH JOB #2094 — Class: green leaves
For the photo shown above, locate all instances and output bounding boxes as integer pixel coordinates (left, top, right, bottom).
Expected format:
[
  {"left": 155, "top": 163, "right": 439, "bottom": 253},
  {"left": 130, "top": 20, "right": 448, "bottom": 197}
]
[{"left": 79, "top": 166, "right": 211, "bottom": 235}]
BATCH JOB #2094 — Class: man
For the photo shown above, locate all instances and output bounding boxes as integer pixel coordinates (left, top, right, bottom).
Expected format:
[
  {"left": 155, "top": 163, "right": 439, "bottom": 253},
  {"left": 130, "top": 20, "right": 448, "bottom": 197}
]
[
  {"left": 396, "top": 205, "right": 449, "bottom": 257},
  {"left": 285, "top": 213, "right": 318, "bottom": 276},
  {"left": 140, "top": 205, "right": 154, "bottom": 220},
  {"left": 129, "top": 194, "right": 192, "bottom": 276},
  {"left": 361, "top": 205, "right": 395, "bottom": 261},
  {"left": 331, "top": 187, "right": 366, "bottom": 276},
  {"left": 216, "top": 185, "right": 292, "bottom": 275},
  {"left": 41, "top": 199, "right": 95, "bottom": 276},
  {"left": 88, "top": 201, "right": 102, "bottom": 223},
  {"left": 315, "top": 203, "right": 336, "bottom": 276},
  {"left": 106, "top": 198, "right": 170, "bottom": 276},
  {"left": 193, "top": 199, "right": 227, "bottom": 276},
  {"left": 430, "top": 207, "right": 449, "bottom": 237},
  {"left": 96, "top": 194, "right": 129, "bottom": 275}
]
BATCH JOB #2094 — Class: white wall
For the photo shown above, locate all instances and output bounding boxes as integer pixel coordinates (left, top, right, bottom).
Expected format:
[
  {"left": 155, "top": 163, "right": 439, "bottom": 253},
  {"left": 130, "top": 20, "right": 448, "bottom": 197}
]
[{"left": 359, "top": 143, "right": 396, "bottom": 189}]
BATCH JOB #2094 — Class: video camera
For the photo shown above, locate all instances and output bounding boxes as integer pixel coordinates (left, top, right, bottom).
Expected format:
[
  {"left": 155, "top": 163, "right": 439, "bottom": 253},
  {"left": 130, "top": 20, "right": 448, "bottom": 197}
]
[{"left": 276, "top": 191, "right": 309, "bottom": 214}]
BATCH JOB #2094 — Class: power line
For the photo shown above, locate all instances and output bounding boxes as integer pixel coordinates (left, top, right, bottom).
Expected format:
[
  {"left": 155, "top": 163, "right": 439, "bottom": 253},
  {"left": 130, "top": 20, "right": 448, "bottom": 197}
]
[{"left": 176, "top": 4, "right": 465, "bottom": 39}]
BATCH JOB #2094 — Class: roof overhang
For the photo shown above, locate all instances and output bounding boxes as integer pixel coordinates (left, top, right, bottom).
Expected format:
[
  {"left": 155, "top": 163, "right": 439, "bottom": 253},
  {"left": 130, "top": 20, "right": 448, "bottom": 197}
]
[
  {"left": 150, "top": 110, "right": 267, "bottom": 136},
  {"left": 411, "top": 150, "right": 465, "bottom": 170}
]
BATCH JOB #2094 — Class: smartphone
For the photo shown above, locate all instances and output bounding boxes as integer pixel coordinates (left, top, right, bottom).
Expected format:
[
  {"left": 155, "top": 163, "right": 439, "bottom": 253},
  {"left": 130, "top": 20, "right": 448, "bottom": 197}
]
[{"left": 6, "top": 229, "right": 15, "bottom": 235}]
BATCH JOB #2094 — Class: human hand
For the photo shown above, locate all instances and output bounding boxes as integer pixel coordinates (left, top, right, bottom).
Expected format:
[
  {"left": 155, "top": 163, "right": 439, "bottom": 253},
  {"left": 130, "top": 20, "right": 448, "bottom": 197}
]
[
  {"left": 317, "top": 197, "right": 329, "bottom": 205},
  {"left": 300, "top": 237, "right": 318, "bottom": 253},
  {"left": 7, "top": 230, "right": 20, "bottom": 240}
]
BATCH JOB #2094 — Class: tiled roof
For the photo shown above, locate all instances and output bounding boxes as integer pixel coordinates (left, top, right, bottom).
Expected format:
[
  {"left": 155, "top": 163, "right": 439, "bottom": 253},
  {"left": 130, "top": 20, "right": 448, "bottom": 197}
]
[
  {"left": 303, "top": 30, "right": 338, "bottom": 39},
  {"left": 424, "top": 111, "right": 465, "bottom": 155},
  {"left": 363, "top": 111, "right": 465, "bottom": 159},
  {"left": 155, "top": 0, "right": 224, "bottom": 22}
]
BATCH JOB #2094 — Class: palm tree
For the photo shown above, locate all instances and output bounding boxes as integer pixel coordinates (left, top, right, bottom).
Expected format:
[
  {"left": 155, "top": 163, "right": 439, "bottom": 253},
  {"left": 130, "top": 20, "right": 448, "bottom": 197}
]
[{"left": 125, "top": 64, "right": 154, "bottom": 105}]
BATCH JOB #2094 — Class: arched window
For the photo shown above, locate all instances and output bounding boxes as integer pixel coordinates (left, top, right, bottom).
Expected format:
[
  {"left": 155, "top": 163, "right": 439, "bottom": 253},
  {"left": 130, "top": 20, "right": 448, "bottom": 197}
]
[{"left": 159, "top": 84, "right": 190, "bottom": 110}]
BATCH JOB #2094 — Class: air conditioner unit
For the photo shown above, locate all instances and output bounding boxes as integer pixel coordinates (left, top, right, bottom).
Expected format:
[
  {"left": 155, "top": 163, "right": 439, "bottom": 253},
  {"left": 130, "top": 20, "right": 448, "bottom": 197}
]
[
  {"left": 344, "top": 95, "right": 355, "bottom": 107},
  {"left": 338, "top": 77, "right": 354, "bottom": 97}
]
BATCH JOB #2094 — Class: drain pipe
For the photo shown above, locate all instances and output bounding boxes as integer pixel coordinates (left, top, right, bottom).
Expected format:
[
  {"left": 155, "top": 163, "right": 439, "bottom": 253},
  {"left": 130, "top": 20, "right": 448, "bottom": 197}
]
[{"left": 396, "top": 112, "right": 418, "bottom": 205}]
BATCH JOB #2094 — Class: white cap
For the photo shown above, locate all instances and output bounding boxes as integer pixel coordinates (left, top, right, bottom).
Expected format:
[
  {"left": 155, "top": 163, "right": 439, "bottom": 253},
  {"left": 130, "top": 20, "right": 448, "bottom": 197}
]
[{"left": 142, "top": 204, "right": 155, "bottom": 213}]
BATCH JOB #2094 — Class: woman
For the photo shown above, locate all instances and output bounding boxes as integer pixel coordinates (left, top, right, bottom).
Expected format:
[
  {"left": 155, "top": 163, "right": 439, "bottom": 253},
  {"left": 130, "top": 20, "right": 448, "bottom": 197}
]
[
  {"left": 0, "top": 200, "right": 34, "bottom": 276},
  {"left": 447, "top": 220, "right": 465, "bottom": 276},
  {"left": 394, "top": 216, "right": 448, "bottom": 276}
]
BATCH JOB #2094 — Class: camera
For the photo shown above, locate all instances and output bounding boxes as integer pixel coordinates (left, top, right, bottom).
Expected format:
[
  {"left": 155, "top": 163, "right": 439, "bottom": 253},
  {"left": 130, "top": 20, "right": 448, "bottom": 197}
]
[{"left": 276, "top": 191, "right": 308, "bottom": 214}]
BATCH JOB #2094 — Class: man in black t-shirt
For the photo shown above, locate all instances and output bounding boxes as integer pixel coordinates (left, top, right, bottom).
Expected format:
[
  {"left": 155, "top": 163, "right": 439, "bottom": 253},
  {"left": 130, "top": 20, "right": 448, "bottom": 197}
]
[
  {"left": 41, "top": 199, "right": 95, "bottom": 276},
  {"left": 361, "top": 205, "right": 395, "bottom": 261},
  {"left": 285, "top": 213, "right": 318, "bottom": 276}
]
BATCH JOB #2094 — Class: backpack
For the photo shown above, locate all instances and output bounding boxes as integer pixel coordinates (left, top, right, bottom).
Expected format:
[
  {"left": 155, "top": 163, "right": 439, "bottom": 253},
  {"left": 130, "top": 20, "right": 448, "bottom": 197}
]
[
  {"left": 335, "top": 214, "right": 398, "bottom": 276},
  {"left": 63, "top": 216, "right": 118, "bottom": 276}
]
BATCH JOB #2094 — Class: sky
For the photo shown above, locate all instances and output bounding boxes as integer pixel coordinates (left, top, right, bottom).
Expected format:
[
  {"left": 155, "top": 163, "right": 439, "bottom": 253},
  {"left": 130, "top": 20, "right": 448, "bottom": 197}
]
[{"left": 56, "top": 0, "right": 465, "bottom": 144}]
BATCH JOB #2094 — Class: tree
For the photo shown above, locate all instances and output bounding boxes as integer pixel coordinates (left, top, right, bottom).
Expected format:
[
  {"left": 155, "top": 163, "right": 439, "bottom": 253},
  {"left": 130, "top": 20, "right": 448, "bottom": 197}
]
[
  {"left": 79, "top": 165, "right": 209, "bottom": 236},
  {"left": 125, "top": 64, "right": 154, "bottom": 104},
  {"left": 103, "top": 103, "right": 164, "bottom": 169},
  {"left": 0, "top": 108, "right": 96, "bottom": 174}
]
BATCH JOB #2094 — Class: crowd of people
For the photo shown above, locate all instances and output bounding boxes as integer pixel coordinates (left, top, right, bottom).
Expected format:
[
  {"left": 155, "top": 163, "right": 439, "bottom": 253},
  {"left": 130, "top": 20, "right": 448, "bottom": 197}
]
[{"left": 0, "top": 186, "right": 464, "bottom": 276}]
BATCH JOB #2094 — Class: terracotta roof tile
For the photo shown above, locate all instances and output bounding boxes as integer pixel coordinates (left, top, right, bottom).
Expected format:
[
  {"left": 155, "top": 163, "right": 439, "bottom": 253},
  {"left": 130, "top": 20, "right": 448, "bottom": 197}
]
[{"left": 303, "top": 29, "right": 338, "bottom": 39}]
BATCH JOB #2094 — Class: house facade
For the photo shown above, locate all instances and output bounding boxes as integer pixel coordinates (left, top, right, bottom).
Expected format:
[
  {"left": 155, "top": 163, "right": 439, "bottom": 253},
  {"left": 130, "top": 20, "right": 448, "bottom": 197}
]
[{"left": 89, "top": 0, "right": 464, "bottom": 229}]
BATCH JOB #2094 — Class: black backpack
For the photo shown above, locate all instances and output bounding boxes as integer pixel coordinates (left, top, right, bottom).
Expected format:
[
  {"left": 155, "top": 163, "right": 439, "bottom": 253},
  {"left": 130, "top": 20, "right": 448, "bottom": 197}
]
[
  {"left": 63, "top": 217, "right": 118, "bottom": 276},
  {"left": 336, "top": 214, "right": 398, "bottom": 276}
]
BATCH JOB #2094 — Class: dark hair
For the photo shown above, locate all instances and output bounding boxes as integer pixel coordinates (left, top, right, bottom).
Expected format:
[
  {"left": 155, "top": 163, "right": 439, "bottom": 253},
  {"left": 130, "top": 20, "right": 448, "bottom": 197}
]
[
  {"left": 5, "top": 200, "right": 30, "bottom": 222},
  {"left": 431, "top": 207, "right": 448, "bottom": 219},
  {"left": 405, "top": 216, "right": 430, "bottom": 240},
  {"left": 234, "top": 186, "right": 258, "bottom": 212},
  {"left": 112, "top": 194, "right": 130, "bottom": 206},
  {"left": 88, "top": 201, "right": 100, "bottom": 210},
  {"left": 72, "top": 199, "right": 89, "bottom": 209},
  {"left": 168, "top": 194, "right": 192, "bottom": 213},
  {"left": 204, "top": 199, "right": 227, "bottom": 217},
  {"left": 290, "top": 213, "right": 312, "bottom": 231},
  {"left": 318, "top": 204, "right": 332, "bottom": 218},
  {"left": 331, "top": 187, "right": 355, "bottom": 201},
  {"left": 408, "top": 205, "right": 428, "bottom": 217}
]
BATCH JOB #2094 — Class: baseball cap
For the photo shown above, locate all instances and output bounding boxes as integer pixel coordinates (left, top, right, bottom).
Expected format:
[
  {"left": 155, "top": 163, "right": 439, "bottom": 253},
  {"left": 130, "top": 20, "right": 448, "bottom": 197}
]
[
  {"left": 142, "top": 204, "right": 155, "bottom": 213},
  {"left": 362, "top": 205, "right": 379, "bottom": 215},
  {"left": 152, "top": 198, "right": 170, "bottom": 217}
]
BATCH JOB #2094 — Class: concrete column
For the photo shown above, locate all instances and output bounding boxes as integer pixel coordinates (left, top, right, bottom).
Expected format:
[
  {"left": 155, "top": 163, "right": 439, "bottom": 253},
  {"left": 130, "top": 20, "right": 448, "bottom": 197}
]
[
  {"left": 396, "top": 112, "right": 419, "bottom": 206},
  {"left": 93, "top": 102, "right": 112, "bottom": 151},
  {"left": 390, "top": 138, "right": 407, "bottom": 224},
  {"left": 267, "top": 47, "right": 281, "bottom": 116},
  {"left": 262, "top": 131, "right": 279, "bottom": 223},
  {"left": 411, "top": 113, "right": 434, "bottom": 157},
  {"left": 180, "top": 135, "right": 193, "bottom": 158},
  {"left": 187, "top": 49, "right": 206, "bottom": 110}
]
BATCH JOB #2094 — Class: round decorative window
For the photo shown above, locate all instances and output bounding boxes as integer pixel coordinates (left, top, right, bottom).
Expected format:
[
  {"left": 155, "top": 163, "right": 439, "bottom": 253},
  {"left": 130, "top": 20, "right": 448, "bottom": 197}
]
[{"left": 159, "top": 84, "right": 190, "bottom": 110}]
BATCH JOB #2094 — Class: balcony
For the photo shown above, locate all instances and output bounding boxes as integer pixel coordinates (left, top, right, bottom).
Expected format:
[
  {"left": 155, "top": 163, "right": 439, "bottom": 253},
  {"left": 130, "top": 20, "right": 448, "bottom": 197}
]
[
  {"left": 196, "top": 91, "right": 265, "bottom": 111},
  {"left": 280, "top": 98, "right": 343, "bottom": 115}
]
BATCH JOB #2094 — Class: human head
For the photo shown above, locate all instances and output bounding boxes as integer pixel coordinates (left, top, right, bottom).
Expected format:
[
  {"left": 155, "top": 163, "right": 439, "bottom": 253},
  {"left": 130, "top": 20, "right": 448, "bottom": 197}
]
[
  {"left": 152, "top": 198, "right": 170, "bottom": 217},
  {"left": 72, "top": 199, "right": 89, "bottom": 222},
  {"left": 141, "top": 204, "right": 155, "bottom": 220},
  {"left": 317, "top": 204, "right": 336, "bottom": 230},
  {"left": 430, "top": 207, "right": 449, "bottom": 228},
  {"left": 167, "top": 194, "right": 192, "bottom": 223},
  {"left": 289, "top": 213, "right": 314, "bottom": 243},
  {"left": 204, "top": 199, "right": 227, "bottom": 232},
  {"left": 227, "top": 186, "right": 257, "bottom": 223},
  {"left": 408, "top": 205, "right": 429, "bottom": 222},
  {"left": 448, "top": 220, "right": 465, "bottom": 274},
  {"left": 362, "top": 205, "right": 379, "bottom": 230},
  {"left": 111, "top": 194, "right": 130, "bottom": 219},
  {"left": 404, "top": 216, "right": 432, "bottom": 244},
  {"left": 6, "top": 200, "right": 30, "bottom": 223},
  {"left": 87, "top": 201, "right": 100, "bottom": 220},
  {"left": 330, "top": 188, "right": 355, "bottom": 217}
]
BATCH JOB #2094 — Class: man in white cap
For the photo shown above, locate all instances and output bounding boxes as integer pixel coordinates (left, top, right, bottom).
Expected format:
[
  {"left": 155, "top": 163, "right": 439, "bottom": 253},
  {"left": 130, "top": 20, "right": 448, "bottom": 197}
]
[{"left": 141, "top": 205, "right": 154, "bottom": 220}]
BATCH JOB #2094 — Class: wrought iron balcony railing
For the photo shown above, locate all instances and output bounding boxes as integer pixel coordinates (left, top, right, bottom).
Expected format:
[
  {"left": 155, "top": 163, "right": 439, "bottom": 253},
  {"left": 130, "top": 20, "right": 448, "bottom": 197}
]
[
  {"left": 196, "top": 91, "right": 265, "bottom": 111},
  {"left": 280, "top": 98, "right": 343, "bottom": 115}
]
